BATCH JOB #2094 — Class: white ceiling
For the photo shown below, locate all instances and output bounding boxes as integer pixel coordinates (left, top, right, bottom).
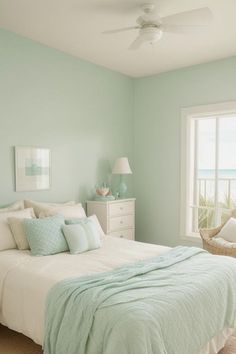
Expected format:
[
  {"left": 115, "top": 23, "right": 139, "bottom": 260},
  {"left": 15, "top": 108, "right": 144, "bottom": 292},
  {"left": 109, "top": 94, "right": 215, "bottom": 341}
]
[{"left": 0, "top": 0, "right": 236, "bottom": 77}]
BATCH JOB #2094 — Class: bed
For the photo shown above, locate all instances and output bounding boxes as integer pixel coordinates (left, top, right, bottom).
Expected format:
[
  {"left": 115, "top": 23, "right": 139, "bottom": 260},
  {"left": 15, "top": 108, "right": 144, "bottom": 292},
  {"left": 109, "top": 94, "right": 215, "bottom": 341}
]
[{"left": 0, "top": 236, "right": 236, "bottom": 354}]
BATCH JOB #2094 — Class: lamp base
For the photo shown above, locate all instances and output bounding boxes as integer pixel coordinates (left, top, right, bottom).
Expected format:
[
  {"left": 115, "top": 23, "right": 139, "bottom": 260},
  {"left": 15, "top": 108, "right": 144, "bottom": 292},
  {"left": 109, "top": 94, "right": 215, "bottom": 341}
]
[{"left": 117, "top": 175, "right": 127, "bottom": 198}]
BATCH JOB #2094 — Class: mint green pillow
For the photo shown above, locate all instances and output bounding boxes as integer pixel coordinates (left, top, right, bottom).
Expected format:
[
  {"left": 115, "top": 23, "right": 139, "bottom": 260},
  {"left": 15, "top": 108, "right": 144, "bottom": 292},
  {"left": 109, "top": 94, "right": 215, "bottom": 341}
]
[
  {"left": 62, "top": 224, "right": 89, "bottom": 254},
  {"left": 24, "top": 215, "right": 68, "bottom": 256},
  {"left": 65, "top": 218, "right": 86, "bottom": 225},
  {"left": 63, "top": 218, "right": 101, "bottom": 254}
]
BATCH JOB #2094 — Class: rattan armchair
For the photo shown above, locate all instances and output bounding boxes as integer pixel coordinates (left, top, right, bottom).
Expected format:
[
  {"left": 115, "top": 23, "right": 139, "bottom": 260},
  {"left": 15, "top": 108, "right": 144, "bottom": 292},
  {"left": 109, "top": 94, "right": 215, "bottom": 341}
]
[{"left": 200, "top": 219, "right": 236, "bottom": 257}]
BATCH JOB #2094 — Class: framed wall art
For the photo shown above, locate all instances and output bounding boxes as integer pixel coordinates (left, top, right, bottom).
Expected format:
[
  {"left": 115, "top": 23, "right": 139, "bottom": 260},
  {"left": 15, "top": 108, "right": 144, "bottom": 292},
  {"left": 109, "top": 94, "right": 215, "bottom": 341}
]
[{"left": 15, "top": 146, "right": 51, "bottom": 191}]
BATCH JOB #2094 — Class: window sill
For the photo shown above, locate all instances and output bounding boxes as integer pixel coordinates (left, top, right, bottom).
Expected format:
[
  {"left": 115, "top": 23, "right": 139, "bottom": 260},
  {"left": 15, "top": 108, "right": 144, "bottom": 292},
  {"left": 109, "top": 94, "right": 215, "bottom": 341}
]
[{"left": 180, "top": 233, "right": 202, "bottom": 245}]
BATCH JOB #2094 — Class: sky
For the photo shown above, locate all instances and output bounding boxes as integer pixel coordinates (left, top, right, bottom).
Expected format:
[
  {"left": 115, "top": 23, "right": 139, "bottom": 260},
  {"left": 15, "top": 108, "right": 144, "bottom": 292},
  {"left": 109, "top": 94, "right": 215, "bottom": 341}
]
[{"left": 198, "top": 115, "right": 236, "bottom": 170}]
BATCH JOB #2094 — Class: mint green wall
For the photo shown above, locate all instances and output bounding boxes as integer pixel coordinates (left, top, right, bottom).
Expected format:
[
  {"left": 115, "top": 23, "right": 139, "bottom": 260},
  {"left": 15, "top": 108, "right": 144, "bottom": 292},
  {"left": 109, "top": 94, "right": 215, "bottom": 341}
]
[
  {"left": 1, "top": 28, "right": 236, "bottom": 247},
  {"left": 134, "top": 57, "right": 236, "bottom": 246},
  {"left": 0, "top": 29, "right": 134, "bottom": 206}
]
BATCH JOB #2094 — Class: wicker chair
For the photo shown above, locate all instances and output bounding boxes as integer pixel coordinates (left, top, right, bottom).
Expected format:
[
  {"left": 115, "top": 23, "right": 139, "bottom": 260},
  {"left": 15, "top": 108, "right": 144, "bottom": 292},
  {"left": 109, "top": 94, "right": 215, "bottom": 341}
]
[{"left": 200, "top": 213, "right": 236, "bottom": 257}]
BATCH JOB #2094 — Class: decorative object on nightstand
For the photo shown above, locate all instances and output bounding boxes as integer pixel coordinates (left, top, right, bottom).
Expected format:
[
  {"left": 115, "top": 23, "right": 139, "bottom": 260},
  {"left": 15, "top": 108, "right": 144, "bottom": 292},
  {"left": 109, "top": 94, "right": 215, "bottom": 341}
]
[
  {"left": 94, "top": 183, "right": 115, "bottom": 201},
  {"left": 112, "top": 157, "right": 132, "bottom": 198},
  {"left": 87, "top": 198, "right": 135, "bottom": 240}
]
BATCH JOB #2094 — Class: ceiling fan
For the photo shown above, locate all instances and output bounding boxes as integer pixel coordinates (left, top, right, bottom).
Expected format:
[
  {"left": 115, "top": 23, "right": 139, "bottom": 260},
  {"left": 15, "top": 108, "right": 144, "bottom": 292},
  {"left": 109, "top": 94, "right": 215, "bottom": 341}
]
[{"left": 102, "top": 3, "right": 213, "bottom": 50}]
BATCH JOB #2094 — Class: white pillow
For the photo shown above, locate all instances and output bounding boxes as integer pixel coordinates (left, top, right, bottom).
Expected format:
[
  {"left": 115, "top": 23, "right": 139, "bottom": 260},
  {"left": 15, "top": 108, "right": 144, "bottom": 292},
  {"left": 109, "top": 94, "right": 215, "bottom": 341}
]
[
  {"left": 0, "top": 208, "right": 35, "bottom": 251},
  {"left": 39, "top": 204, "right": 86, "bottom": 219},
  {"left": 0, "top": 201, "right": 24, "bottom": 213},
  {"left": 24, "top": 200, "right": 75, "bottom": 217},
  {"left": 216, "top": 217, "right": 236, "bottom": 243},
  {"left": 62, "top": 219, "right": 101, "bottom": 254},
  {"left": 8, "top": 210, "right": 35, "bottom": 250},
  {"left": 88, "top": 215, "right": 105, "bottom": 240}
]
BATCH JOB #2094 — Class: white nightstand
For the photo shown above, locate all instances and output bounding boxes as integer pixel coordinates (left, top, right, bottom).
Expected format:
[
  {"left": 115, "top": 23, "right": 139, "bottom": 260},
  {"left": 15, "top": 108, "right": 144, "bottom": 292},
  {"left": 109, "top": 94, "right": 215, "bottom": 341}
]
[{"left": 86, "top": 198, "right": 135, "bottom": 240}]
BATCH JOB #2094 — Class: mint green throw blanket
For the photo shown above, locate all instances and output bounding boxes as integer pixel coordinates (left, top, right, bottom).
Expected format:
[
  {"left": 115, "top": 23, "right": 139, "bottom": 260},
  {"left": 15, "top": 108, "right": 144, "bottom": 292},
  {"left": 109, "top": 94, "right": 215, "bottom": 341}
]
[{"left": 44, "top": 246, "right": 236, "bottom": 354}]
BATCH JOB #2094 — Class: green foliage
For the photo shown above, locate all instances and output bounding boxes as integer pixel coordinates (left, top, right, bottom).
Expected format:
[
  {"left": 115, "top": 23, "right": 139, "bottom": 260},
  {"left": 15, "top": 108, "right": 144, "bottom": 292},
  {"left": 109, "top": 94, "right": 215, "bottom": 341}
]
[
  {"left": 197, "top": 194, "right": 235, "bottom": 230},
  {"left": 198, "top": 195, "right": 215, "bottom": 229}
]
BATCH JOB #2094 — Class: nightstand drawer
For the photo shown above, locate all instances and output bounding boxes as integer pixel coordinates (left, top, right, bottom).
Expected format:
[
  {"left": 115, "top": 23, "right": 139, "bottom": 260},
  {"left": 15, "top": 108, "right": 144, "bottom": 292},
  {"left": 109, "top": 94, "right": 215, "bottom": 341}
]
[
  {"left": 110, "top": 229, "right": 134, "bottom": 240},
  {"left": 109, "top": 201, "right": 134, "bottom": 217},
  {"left": 86, "top": 198, "right": 135, "bottom": 238},
  {"left": 109, "top": 215, "right": 134, "bottom": 232}
]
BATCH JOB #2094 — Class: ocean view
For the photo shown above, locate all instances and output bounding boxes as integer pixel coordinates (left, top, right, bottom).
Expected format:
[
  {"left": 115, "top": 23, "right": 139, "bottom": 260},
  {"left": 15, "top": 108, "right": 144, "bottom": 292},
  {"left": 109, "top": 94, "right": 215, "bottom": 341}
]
[{"left": 198, "top": 169, "right": 236, "bottom": 179}]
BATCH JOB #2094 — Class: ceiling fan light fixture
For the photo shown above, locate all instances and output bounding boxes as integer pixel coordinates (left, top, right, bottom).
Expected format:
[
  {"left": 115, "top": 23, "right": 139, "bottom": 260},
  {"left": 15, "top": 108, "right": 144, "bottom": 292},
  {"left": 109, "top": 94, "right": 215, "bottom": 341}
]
[
  {"left": 141, "top": 3, "right": 155, "bottom": 14},
  {"left": 102, "top": 4, "right": 212, "bottom": 50},
  {"left": 140, "top": 27, "right": 163, "bottom": 43}
]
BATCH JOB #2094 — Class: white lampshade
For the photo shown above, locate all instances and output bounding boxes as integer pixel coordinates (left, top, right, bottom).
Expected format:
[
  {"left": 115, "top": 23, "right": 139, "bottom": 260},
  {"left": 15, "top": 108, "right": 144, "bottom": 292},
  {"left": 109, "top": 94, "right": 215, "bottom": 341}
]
[{"left": 112, "top": 157, "right": 132, "bottom": 175}]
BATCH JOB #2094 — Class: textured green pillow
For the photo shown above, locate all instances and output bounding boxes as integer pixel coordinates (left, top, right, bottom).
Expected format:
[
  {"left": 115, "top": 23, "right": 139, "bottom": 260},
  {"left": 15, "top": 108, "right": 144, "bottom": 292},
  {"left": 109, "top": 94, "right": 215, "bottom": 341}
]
[
  {"left": 63, "top": 218, "right": 101, "bottom": 254},
  {"left": 24, "top": 215, "right": 68, "bottom": 256}
]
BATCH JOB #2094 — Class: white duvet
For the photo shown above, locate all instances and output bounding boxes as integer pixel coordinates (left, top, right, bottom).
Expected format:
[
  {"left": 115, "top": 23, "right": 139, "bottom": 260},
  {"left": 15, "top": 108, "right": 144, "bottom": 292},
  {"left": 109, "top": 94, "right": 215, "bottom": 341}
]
[
  {"left": 0, "top": 236, "right": 170, "bottom": 345},
  {"left": 0, "top": 236, "right": 234, "bottom": 353}
]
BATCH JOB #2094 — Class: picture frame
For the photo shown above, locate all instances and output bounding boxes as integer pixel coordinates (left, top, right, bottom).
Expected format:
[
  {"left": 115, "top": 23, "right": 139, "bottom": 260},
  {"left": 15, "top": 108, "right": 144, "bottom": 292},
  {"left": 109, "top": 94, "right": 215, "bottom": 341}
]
[{"left": 15, "top": 146, "right": 51, "bottom": 192}]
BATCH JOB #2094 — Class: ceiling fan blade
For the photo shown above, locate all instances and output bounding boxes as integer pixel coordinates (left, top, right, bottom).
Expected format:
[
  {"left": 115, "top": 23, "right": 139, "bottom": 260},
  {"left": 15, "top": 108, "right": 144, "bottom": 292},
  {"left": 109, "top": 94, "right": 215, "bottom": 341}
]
[
  {"left": 162, "top": 24, "right": 208, "bottom": 34},
  {"left": 129, "top": 36, "right": 145, "bottom": 50},
  {"left": 161, "top": 7, "right": 213, "bottom": 26},
  {"left": 102, "top": 26, "right": 140, "bottom": 34},
  {"left": 136, "top": 16, "right": 145, "bottom": 26}
]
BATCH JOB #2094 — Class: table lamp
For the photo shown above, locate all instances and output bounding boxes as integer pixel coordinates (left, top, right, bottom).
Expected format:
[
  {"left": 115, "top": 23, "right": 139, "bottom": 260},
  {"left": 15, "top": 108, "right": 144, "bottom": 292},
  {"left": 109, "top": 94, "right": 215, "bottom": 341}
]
[{"left": 112, "top": 157, "right": 132, "bottom": 198}]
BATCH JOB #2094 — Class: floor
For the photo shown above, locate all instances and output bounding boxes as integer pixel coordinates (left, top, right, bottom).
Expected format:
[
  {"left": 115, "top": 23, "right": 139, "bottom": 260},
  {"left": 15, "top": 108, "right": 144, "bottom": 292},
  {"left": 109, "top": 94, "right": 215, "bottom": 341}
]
[
  {"left": 0, "top": 325, "right": 42, "bottom": 354},
  {"left": 0, "top": 324, "right": 235, "bottom": 354},
  {"left": 219, "top": 330, "right": 236, "bottom": 354}
]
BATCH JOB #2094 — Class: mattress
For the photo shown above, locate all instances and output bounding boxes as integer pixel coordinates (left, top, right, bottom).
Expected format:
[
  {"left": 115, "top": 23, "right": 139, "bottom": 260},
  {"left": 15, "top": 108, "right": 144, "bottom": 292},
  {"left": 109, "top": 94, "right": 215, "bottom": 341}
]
[{"left": 0, "top": 236, "right": 234, "bottom": 353}]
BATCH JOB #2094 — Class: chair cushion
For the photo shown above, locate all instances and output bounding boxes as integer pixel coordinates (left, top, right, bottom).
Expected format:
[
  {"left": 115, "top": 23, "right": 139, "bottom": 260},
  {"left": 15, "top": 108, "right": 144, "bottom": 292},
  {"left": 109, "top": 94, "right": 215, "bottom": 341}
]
[
  {"left": 216, "top": 217, "right": 236, "bottom": 243},
  {"left": 211, "top": 236, "right": 236, "bottom": 249}
]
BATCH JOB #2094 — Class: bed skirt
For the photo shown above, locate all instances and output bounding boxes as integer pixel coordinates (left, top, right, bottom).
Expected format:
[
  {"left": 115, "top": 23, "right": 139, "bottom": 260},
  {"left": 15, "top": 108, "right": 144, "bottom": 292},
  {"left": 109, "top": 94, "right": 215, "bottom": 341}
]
[{"left": 199, "top": 327, "right": 235, "bottom": 354}]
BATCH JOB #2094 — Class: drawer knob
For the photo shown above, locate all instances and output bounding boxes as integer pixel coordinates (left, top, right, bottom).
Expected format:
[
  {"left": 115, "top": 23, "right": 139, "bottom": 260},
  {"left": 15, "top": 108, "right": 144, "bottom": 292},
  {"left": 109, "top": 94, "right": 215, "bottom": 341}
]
[
  {"left": 120, "top": 207, "right": 123, "bottom": 210},
  {"left": 120, "top": 220, "right": 123, "bottom": 224},
  {"left": 120, "top": 235, "right": 124, "bottom": 238}
]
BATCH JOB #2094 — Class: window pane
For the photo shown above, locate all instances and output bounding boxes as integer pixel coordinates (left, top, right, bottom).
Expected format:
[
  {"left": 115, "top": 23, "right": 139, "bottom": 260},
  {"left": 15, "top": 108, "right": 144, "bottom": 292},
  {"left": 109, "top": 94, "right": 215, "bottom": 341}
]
[
  {"left": 197, "top": 118, "right": 216, "bottom": 174},
  {"left": 219, "top": 116, "right": 236, "bottom": 210},
  {"left": 191, "top": 118, "right": 216, "bottom": 231},
  {"left": 185, "top": 107, "right": 236, "bottom": 238}
]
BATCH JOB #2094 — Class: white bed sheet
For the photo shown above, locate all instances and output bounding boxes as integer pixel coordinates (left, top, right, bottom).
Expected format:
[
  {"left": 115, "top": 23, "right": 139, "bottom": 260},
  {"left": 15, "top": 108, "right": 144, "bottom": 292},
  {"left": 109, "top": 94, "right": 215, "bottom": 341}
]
[{"left": 0, "top": 236, "right": 234, "bottom": 353}]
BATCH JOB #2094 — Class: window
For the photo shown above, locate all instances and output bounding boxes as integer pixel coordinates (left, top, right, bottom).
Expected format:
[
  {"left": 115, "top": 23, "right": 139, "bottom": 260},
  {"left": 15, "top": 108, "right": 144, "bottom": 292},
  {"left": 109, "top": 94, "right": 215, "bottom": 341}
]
[{"left": 181, "top": 102, "right": 236, "bottom": 240}]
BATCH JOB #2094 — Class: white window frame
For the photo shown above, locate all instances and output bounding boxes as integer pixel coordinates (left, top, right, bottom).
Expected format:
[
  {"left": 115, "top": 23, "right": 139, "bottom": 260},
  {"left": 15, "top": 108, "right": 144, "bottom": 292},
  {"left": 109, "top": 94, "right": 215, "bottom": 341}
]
[{"left": 180, "top": 101, "right": 236, "bottom": 243}]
